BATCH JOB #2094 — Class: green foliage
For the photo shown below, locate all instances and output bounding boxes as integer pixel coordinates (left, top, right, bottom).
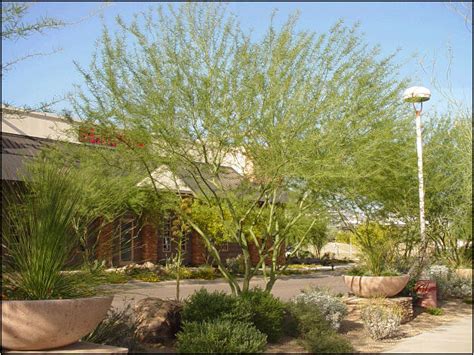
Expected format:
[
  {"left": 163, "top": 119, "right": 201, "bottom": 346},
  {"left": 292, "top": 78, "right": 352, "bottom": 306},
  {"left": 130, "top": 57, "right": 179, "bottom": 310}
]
[
  {"left": 2, "top": 165, "right": 89, "bottom": 300},
  {"left": 286, "top": 301, "right": 353, "bottom": 353},
  {"left": 225, "top": 255, "right": 246, "bottom": 275},
  {"left": 191, "top": 265, "right": 217, "bottom": 280},
  {"left": 176, "top": 320, "right": 267, "bottom": 353},
  {"left": 360, "top": 299, "right": 402, "bottom": 340},
  {"left": 129, "top": 271, "right": 160, "bottom": 282},
  {"left": 302, "top": 328, "right": 354, "bottom": 353},
  {"left": 101, "top": 271, "right": 130, "bottom": 284},
  {"left": 424, "top": 114, "right": 472, "bottom": 268},
  {"left": 426, "top": 307, "right": 444, "bottom": 316},
  {"left": 83, "top": 304, "right": 144, "bottom": 352},
  {"left": 351, "top": 222, "right": 401, "bottom": 276},
  {"left": 181, "top": 289, "right": 252, "bottom": 324},
  {"left": 240, "top": 288, "right": 286, "bottom": 342},
  {"left": 73, "top": 2, "right": 415, "bottom": 294}
]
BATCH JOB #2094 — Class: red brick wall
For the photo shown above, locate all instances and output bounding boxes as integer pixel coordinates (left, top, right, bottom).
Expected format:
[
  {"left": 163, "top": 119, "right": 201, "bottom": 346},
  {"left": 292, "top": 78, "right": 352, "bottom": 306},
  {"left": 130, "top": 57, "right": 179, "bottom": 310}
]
[
  {"left": 191, "top": 232, "right": 208, "bottom": 265},
  {"left": 249, "top": 239, "right": 286, "bottom": 266},
  {"left": 140, "top": 224, "right": 158, "bottom": 262}
]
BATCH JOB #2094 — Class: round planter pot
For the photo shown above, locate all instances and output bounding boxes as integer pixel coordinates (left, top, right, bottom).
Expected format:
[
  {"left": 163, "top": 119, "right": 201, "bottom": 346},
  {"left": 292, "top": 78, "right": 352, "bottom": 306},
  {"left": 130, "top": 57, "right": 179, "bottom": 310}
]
[
  {"left": 343, "top": 275, "right": 409, "bottom": 298},
  {"left": 1, "top": 296, "right": 113, "bottom": 351}
]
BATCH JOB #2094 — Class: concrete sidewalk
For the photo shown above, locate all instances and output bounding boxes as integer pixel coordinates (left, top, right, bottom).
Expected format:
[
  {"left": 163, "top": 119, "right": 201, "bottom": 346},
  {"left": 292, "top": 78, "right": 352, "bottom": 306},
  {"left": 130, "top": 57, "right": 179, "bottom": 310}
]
[{"left": 385, "top": 314, "right": 473, "bottom": 353}]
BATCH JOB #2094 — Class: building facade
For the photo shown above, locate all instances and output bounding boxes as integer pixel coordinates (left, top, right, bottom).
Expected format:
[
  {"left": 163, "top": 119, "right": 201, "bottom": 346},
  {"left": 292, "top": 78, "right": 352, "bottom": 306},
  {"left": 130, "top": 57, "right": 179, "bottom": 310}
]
[{"left": 2, "top": 107, "right": 283, "bottom": 267}]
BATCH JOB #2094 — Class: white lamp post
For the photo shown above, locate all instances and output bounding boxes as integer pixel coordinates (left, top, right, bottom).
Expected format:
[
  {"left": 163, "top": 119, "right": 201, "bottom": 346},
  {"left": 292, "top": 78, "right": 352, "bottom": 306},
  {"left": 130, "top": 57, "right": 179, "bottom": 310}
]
[{"left": 403, "top": 86, "right": 431, "bottom": 266}]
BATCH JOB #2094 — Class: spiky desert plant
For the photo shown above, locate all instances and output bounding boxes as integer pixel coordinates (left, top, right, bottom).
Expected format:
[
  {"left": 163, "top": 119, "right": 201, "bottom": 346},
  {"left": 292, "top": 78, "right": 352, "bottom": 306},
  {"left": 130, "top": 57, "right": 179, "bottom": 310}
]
[{"left": 2, "top": 164, "right": 85, "bottom": 299}]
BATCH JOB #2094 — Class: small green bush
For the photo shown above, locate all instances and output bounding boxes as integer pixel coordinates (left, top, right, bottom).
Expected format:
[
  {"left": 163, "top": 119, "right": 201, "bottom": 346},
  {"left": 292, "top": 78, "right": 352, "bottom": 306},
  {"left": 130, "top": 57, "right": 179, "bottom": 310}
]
[
  {"left": 302, "top": 328, "right": 354, "bottom": 353},
  {"left": 463, "top": 297, "right": 473, "bottom": 304},
  {"left": 292, "top": 287, "right": 348, "bottom": 330},
  {"left": 102, "top": 271, "right": 130, "bottom": 284},
  {"left": 191, "top": 265, "right": 216, "bottom": 280},
  {"left": 240, "top": 288, "right": 286, "bottom": 342},
  {"left": 225, "top": 255, "right": 245, "bottom": 274},
  {"left": 132, "top": 271, "right": 160, "bottom": 282},
  {"left": 176, "top": 320, "right": 267, "bottom": 353},
  {"left": 286, "top": 301, "right": 353, "bottom": 353},
  {"left": 361, "top": 299, "right": 402, "bottom": 340},
  {"left": 181, "top": 289, "right": 252, "bottom": 324},
  {"left": 282, "top": 305, "right": 300, "bottom": 338},
  {"left": 286, "top": 301, "right": 327, "bottom": 335},
  {"left": 426, "top": 307, "right": 444, "bottom": 316}
]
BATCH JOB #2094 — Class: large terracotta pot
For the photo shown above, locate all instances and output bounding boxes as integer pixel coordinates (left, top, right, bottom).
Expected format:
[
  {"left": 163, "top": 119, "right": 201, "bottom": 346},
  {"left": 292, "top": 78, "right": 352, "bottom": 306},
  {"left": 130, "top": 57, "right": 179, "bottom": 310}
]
[
  {"left": 1, "top": 296, "right": 113, "bottom": 351},
  {"left": 343, "top": 275, "right": 409, "bottom": 298}
]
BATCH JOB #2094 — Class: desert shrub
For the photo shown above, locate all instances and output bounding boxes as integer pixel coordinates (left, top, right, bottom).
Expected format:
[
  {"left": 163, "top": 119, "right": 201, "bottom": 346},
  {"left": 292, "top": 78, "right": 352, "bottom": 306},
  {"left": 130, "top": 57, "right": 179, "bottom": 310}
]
[
  {"left": 225, "top": 255, "right": 245, "bottom": 274},
  {"left": 426, "top": 307, "right": 444, "bottom": 316},
  {"left": 282, "top": 305, "right": 300, "bottom": 337},
  {"left": 83, "top": 304, "right": 143, "bottom": 352},
  {"left": 463, "top": 297, "right": 472, "bottom": 304},
  {"left": 102, "top": 271, "right": 130, "bottom": 284},
  {"left": 191, "top": 265, "right": 216, "bottom": 280},
  {"left": 286, "top": 301, "right": 353, "bottom": 353},
  {"left": 360, "top": 299, "right": 402, "bottom": 340},
  {"left": 292, "top": 287, "right": 348, "bottom": 330},
  {"left": 426, "top": 265, "right": 451, "bottom": 299},
  {"left": 131, "top": 270, "right": 160, "bottom": 282},
  {"left": 426, "top": 265, "right": 472, "bottom": 299},
  {"left": 240, "top": 288, "right": 286, "bottom": 342},
  {"left": 447, "top": 275, "right": 472, "bottom": 299},
  {"left": 302, "top": 328, "right": 354, "bottom": 353},
  {"left": 176, "top": 320, "right": 267, "bottom": 353},
  {"left": 181, "top": 289, "right": 252, "bottom": 324},
  {"left": 286, "top": 301, "right": 328, "bottom": 335}
]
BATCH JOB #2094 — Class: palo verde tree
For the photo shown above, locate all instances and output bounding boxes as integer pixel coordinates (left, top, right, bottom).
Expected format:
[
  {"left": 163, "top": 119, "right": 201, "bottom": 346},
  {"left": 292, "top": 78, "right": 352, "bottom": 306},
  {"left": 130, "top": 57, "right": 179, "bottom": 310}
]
[{"left": 71, "top": 3, "right": 416, "bottom": 294}]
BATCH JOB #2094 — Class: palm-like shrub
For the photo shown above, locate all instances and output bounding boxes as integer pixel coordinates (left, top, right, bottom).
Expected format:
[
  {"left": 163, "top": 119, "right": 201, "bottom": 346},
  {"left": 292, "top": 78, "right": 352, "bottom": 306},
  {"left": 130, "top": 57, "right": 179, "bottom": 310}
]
[
  {"left": 351, "top": 222, "right": 398, "bottom": 276},
  {"left": 2, "top": 165, "right": 85, "bottom": 299}
]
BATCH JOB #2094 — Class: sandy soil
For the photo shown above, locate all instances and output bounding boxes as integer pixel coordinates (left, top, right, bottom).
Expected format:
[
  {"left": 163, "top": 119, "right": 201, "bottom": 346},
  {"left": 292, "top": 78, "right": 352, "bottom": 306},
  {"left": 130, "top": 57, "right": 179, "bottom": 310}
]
[{"left": 339, "top": 299, "right": 472, "bottom": 353}]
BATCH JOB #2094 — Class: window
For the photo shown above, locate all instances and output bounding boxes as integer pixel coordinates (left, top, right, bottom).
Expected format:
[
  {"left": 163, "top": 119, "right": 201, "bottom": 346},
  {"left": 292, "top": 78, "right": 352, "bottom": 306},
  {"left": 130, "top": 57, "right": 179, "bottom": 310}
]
[{"left": 162, "top": 215, "right": 172, "bottom": 252}]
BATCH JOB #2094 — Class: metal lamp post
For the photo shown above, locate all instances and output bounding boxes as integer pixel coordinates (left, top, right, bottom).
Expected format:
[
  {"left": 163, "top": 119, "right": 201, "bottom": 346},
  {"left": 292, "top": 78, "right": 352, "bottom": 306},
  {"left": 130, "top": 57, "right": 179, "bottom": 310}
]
[{"left": 403, "top": 86, "right": 431, "bottom": 269}]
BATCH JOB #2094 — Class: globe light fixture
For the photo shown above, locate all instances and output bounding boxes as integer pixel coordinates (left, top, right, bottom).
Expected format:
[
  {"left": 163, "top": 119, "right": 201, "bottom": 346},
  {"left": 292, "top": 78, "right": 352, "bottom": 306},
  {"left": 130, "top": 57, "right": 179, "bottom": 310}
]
[{"left": 403, "top": 86, "right": 431, "bottom": 270}]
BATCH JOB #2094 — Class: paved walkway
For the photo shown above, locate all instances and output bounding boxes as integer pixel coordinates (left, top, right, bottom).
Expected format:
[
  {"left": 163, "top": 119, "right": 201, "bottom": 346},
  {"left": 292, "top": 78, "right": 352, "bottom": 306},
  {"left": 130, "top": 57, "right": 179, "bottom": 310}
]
[
  {"left": 103, "top": 270, "right": 349, "bottom": 310},
  {"left": 385, "top": 314, "right": 473, "bottom": 353}
]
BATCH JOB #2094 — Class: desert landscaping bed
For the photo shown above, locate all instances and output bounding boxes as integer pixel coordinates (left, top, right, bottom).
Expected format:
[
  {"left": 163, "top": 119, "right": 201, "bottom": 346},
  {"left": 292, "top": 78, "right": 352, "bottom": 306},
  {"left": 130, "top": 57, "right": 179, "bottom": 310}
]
[{"left": 340, "top": 299, "right": 472, "bottom": 353}]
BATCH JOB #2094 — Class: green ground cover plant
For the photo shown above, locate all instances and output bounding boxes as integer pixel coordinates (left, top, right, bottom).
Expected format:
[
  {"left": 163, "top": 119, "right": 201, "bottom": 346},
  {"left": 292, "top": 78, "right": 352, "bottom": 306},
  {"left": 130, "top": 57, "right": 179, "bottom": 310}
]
[
  {"left": 176, "top": 320, "right": 267, "bottom": 353},
  {"left": 240, "top": 288, "right": 286, "bottom": 342},
  {"left": 286, "top": 301, "right": 353, "bottom": 353},
  {"left": 292, "top": 287, "right": 348, "bottom": 330},
  {"left": 426, "top": 307, "right": 444, "bottom": 316}
]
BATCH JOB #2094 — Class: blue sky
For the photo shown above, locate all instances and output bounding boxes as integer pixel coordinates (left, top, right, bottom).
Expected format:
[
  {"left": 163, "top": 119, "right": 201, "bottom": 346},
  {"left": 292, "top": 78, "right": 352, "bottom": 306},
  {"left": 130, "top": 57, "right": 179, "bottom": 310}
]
[{"left": 2, "top": 2, "right": 472, "bottom": 114}]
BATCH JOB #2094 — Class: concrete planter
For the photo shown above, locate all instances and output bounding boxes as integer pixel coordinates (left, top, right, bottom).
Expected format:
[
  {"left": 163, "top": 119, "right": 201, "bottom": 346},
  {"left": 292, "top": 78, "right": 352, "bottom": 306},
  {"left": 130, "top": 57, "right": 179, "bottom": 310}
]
[
  {"left": 1, "top": 296, "right": 113, "bottom": 351},
  {"left": 343, "top": 275, "right": 409, "bottom": 298}
]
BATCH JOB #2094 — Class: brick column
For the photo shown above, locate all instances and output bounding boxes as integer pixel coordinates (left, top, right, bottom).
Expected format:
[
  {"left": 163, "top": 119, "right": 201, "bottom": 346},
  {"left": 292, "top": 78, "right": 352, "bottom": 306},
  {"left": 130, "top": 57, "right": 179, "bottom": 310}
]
[
  {"left": 191, "top": 232, "right": 208, "bottom": 266},
  {"left": 141, "top": 224, "right": 158, "bottom": 263}
]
